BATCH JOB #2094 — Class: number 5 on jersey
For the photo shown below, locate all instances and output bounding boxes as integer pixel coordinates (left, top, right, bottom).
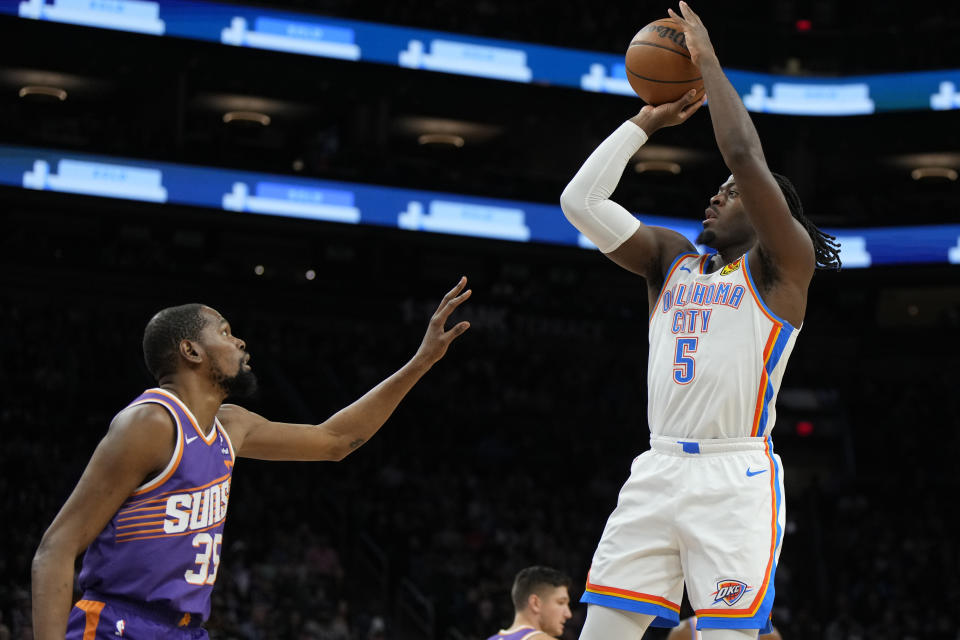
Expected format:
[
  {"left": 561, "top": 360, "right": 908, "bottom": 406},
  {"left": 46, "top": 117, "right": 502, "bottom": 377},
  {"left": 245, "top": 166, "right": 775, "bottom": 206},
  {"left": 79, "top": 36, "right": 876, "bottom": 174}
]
[{"left": 673, "top": 337, "right": 698, "bottom": 384}]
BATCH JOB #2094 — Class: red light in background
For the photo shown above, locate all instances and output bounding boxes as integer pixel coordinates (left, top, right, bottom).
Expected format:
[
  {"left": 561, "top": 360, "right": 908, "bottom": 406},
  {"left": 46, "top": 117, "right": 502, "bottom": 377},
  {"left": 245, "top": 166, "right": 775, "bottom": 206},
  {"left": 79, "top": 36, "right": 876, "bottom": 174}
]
[
  {"left": 795, "top": 19, "right": 812, "bottom": 32},
  {"left": 796, "top": 420, "right": 814, "bottom": 437}
]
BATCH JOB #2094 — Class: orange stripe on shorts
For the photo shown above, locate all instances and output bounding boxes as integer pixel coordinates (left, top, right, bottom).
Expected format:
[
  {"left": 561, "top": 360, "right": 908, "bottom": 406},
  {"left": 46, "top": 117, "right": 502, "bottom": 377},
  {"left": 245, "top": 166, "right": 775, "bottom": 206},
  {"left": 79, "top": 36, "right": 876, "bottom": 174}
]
[{"left": 75, "top": 599, "right": 105, "bottom": 640}]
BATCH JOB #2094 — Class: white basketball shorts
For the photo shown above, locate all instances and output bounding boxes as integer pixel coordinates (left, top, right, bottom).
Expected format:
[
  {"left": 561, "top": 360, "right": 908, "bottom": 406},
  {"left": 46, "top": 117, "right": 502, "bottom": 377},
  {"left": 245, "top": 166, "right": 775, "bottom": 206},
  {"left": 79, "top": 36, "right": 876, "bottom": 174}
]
[{"left": 581, "top": 435, "right": 785, "bottom": 632}]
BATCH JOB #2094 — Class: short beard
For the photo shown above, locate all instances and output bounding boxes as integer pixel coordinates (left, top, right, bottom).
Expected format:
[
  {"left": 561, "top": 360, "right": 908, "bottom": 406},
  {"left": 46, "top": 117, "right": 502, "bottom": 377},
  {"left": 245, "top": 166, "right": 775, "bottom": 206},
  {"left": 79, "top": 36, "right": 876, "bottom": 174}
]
[
  {"left": 212, "top": 362, "right": 259, "bottom": 401},
  {"left": 696, "top": 229, "right": 717, "bottom": 246}
]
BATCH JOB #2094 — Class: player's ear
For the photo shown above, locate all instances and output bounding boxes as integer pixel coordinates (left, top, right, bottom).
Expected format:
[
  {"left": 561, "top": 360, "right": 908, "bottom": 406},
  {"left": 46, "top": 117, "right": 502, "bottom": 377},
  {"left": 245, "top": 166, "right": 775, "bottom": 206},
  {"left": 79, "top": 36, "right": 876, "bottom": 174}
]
[
  {"left": 528, "top": 593, "right": 542, "bottom": 614},
  {"left": 179, "top": 339, "right": 204, "bottom": 364}
]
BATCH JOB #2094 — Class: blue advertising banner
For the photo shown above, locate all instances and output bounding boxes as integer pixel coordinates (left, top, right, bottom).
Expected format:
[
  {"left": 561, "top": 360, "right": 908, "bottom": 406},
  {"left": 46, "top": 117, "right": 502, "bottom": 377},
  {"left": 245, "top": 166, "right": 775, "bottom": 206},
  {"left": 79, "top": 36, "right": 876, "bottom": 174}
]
[
  {"left": 4, "top": 0, "right": 960, "bottom": 115},
  {"left": 3, "top": 144, "right": 958, "bottom": 268}
]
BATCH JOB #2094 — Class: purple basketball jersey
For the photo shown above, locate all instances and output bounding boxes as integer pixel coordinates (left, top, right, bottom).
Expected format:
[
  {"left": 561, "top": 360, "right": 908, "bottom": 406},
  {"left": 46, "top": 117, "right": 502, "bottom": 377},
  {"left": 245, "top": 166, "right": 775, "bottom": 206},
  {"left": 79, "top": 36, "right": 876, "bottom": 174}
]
[
  {"left": 486, "top": 627, "right": 542, "bottom": 640},
  {"left": 77, "top": 388, "right": 236, "bottom": 622}
]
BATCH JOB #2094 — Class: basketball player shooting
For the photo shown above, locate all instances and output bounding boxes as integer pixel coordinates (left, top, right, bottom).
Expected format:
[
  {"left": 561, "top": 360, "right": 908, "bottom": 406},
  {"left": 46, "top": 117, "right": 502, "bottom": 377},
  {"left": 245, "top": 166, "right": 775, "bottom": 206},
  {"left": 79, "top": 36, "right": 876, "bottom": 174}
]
[
  {"left": 560, "top": 3, "right": 840, "bottom": 640},
  {"left": 31, "top": 279, "right": 471, "bottom": 638}
]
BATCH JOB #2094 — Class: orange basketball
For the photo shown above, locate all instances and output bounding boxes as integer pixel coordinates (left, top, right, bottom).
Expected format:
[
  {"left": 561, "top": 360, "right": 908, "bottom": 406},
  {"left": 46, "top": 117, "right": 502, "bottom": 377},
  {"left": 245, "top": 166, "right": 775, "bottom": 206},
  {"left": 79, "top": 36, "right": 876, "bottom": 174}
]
[{"left": 625, "top": 18, "right": 703, "bottom": 105}]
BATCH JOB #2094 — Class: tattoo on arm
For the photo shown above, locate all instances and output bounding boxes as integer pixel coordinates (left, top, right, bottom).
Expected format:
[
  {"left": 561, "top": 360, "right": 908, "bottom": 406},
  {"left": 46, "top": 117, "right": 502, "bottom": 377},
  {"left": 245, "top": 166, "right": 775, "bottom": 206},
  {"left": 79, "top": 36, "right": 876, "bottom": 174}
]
[{"left": 348, "top": 438, "right": 365, "bottom": 450}]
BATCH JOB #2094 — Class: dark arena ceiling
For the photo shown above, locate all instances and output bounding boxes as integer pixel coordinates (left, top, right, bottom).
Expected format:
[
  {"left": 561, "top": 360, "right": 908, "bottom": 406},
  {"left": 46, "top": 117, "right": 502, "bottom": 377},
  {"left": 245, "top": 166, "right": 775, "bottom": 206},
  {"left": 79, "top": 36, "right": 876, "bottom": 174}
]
[{"left": 1, "top": 0, "right": 958, "bottom": 231}]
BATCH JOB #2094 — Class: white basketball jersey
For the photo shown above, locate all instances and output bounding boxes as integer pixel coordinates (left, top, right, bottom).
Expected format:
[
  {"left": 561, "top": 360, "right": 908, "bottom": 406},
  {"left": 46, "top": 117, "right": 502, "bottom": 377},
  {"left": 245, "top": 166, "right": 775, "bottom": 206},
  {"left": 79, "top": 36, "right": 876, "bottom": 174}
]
[{"left": 647, "top": 252, "right": 799, "bottom": 439}]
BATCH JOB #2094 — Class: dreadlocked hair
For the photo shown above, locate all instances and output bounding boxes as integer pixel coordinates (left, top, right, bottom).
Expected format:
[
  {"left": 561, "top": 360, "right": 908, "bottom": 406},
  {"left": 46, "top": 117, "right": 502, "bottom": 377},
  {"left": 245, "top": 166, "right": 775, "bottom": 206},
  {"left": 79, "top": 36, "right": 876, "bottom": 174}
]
[{"left": 771, "top": 172, "right": 842, "bottom": 271}]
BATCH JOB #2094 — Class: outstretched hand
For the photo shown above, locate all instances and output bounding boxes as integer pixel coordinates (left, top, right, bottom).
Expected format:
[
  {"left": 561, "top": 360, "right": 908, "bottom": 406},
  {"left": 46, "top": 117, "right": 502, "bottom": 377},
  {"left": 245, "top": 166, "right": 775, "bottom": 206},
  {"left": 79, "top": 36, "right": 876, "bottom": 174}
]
[
  {"left": 415, "top": 277, "right": 471, "bottom": 365},
  {"left": 668, "top": 1, "right": 717, "bottom": 67},
  {"left": 631, "top": 88, "right": 705, "bottom": 134}
]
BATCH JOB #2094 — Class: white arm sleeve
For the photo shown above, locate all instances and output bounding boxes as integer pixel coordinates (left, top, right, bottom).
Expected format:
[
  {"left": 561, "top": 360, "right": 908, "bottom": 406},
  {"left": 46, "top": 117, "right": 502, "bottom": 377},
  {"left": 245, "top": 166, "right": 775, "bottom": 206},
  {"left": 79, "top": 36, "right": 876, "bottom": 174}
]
[{"left": 559, "top": 121, "right": 649, "bottom": 254}]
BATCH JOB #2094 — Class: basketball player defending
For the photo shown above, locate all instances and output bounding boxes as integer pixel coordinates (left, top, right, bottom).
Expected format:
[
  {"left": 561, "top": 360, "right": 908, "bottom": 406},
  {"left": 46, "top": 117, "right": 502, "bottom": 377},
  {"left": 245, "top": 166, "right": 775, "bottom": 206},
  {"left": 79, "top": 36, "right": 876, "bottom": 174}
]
[
  {"left": 487, "top": 566, "right": 573, "bottom": 640},
  {"left": 31, "top": 279, "right": 472, "bottom": 638},
  {"left": 560, "top": 3, "right": 840, "bottom": 640}
]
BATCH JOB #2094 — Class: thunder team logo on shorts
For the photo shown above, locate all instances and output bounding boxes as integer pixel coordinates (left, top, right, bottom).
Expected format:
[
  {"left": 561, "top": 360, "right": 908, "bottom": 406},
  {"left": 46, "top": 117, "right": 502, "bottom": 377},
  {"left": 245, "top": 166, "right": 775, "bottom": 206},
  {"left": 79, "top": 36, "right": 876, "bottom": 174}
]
[{"left": 711, "top": 579, "right": 752, "bottom": 606}]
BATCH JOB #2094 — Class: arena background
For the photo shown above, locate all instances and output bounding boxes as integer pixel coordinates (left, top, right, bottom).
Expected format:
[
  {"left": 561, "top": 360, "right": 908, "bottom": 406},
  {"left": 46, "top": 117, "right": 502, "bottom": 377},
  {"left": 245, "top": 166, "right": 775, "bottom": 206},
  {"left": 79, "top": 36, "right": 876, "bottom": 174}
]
[{"left": 2, "top": 1, "right": 959, "bottom": 638}]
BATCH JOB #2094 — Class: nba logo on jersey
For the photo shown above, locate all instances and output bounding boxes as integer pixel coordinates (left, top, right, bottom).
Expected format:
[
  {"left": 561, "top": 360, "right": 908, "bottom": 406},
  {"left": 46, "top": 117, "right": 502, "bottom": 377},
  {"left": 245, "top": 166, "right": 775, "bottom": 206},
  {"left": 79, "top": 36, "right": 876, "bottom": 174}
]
[
  {"left": 711, "top": 580, "right": 751, "bottom": 606},
  {"left": 114, "top": 619, "right": 126, "bottom": 636}
]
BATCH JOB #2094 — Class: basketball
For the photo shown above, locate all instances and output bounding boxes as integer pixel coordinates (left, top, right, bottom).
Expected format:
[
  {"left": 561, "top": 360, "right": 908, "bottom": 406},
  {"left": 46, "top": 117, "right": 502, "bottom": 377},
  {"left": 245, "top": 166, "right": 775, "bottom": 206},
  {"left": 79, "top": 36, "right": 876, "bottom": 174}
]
[{"left": 625, "top": 18, "right": 704, "bottom": 105}]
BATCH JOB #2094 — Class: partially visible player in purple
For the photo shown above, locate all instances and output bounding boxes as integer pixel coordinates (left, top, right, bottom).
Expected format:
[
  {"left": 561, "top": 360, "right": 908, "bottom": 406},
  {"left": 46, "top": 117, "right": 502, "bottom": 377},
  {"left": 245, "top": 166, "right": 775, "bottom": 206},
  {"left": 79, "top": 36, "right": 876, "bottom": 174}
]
[
  {"left": 488, "top": 567, "right": 573, "bottom": 640},
  {"left": 32, "top": 278, "right": 472, "bottom": 639}
]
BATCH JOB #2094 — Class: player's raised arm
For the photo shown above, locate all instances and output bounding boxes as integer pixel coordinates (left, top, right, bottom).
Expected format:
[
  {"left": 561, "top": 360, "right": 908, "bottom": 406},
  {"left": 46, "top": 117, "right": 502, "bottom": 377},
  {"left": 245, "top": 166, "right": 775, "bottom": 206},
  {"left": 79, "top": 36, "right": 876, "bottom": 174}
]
[
  {"left": 559, "top": 93, "right": 703, "bottom": 282},
  {"left": 219, "top": 278, "right": 471, "bottom": 461},
  {"left": 669, "top": 1, "right": 815, "bottom": 283},
  {"left": 32, "top": 405, "right": 176, "bottom": 638}
]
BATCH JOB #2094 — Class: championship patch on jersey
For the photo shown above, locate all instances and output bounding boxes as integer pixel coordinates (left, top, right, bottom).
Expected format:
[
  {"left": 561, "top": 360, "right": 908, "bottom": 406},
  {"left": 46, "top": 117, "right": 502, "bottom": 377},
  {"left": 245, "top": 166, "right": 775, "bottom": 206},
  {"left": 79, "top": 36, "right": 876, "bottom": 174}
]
[
  {"left": 720, "top": 260, "right": 742, "bottom": 276},
  {"left": 711, "top": 580, "right": 752, "bottom": 606}
]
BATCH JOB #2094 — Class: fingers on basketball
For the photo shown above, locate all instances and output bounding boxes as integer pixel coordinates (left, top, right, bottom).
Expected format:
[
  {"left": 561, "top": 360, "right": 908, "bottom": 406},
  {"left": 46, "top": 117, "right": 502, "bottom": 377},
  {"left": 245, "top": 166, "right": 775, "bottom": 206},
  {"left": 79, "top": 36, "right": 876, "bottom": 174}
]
[
  {"left": 678, "top": 1, "right": 698, "bottom": 21},
  {"left": 625, "top": 18, "right": 703, "bottom": 105},
  {"left": 681, "top": 97, "right": 705, "bottom": 118}
]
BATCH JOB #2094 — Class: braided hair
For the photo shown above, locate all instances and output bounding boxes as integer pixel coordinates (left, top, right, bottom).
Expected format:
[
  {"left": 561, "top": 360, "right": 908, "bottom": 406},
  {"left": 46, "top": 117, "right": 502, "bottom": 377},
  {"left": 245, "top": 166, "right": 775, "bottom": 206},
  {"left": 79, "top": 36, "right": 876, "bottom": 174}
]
[{"left": 771, "top": 172, "right": 842, "bottom": 270}]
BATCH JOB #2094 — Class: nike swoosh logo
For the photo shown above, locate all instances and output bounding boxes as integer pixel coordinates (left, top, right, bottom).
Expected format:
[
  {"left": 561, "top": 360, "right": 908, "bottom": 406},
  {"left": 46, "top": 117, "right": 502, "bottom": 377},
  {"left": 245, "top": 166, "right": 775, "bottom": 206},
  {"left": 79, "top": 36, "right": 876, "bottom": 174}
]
[
  {"left": 185, "top": 435, "right": 199, "bottom": 444},
  {"left": 746, "top": 468, "right": 767, "bottom": 477},
  {"left": 679, "top": 266, "right": 691, "bottom": 272}
]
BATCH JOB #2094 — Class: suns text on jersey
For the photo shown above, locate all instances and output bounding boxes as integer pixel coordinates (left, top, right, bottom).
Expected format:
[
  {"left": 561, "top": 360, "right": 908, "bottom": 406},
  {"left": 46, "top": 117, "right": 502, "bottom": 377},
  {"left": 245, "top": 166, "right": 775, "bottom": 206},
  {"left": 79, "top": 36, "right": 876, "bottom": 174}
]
[{"left": 162, "top": 479, "right": 231, "bottom": 533}]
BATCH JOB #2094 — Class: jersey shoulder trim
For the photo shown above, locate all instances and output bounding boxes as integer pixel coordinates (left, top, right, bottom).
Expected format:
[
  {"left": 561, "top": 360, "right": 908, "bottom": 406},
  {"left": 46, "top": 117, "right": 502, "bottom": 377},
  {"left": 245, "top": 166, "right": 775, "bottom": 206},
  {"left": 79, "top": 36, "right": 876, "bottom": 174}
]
[
  {"left": 698, "top": 253, "right": 712, "bottom": 274},
  {"left": 650, "top": 252, "right": 701, "bottom": 321},
  {"left": 126, "top": 398, "right": 185, "bottom": 496},
  {"left": 216, "top": 417, "right": 236, "bottom": 466},
  {"left": 149, "top": 388, "right": 219, "bottom": 445},
  {"left": 742, "top": 251, "right": 796, "bottom": 332},
  {"left": 492, "top": 627, "right": 541, "bottom": 640}
]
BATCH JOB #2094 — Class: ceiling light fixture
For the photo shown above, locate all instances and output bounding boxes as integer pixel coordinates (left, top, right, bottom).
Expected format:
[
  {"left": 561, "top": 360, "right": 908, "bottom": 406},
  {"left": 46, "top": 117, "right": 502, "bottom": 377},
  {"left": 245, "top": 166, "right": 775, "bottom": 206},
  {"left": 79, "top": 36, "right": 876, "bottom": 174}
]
[
  {"left": 634, "top": 160, "right": 682, "bottom": 175},
  {"left": 18, "top": 85, "right": 67, "bottom": 101},
  {"left": 417, "top": 133, "right": 465, "bottom": 148},
  {"left": 911, "top": 167, "right": 957, "bottom": 181},
  {"left": 223, "top": 111, "right": 271, "bottom": 126}
]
